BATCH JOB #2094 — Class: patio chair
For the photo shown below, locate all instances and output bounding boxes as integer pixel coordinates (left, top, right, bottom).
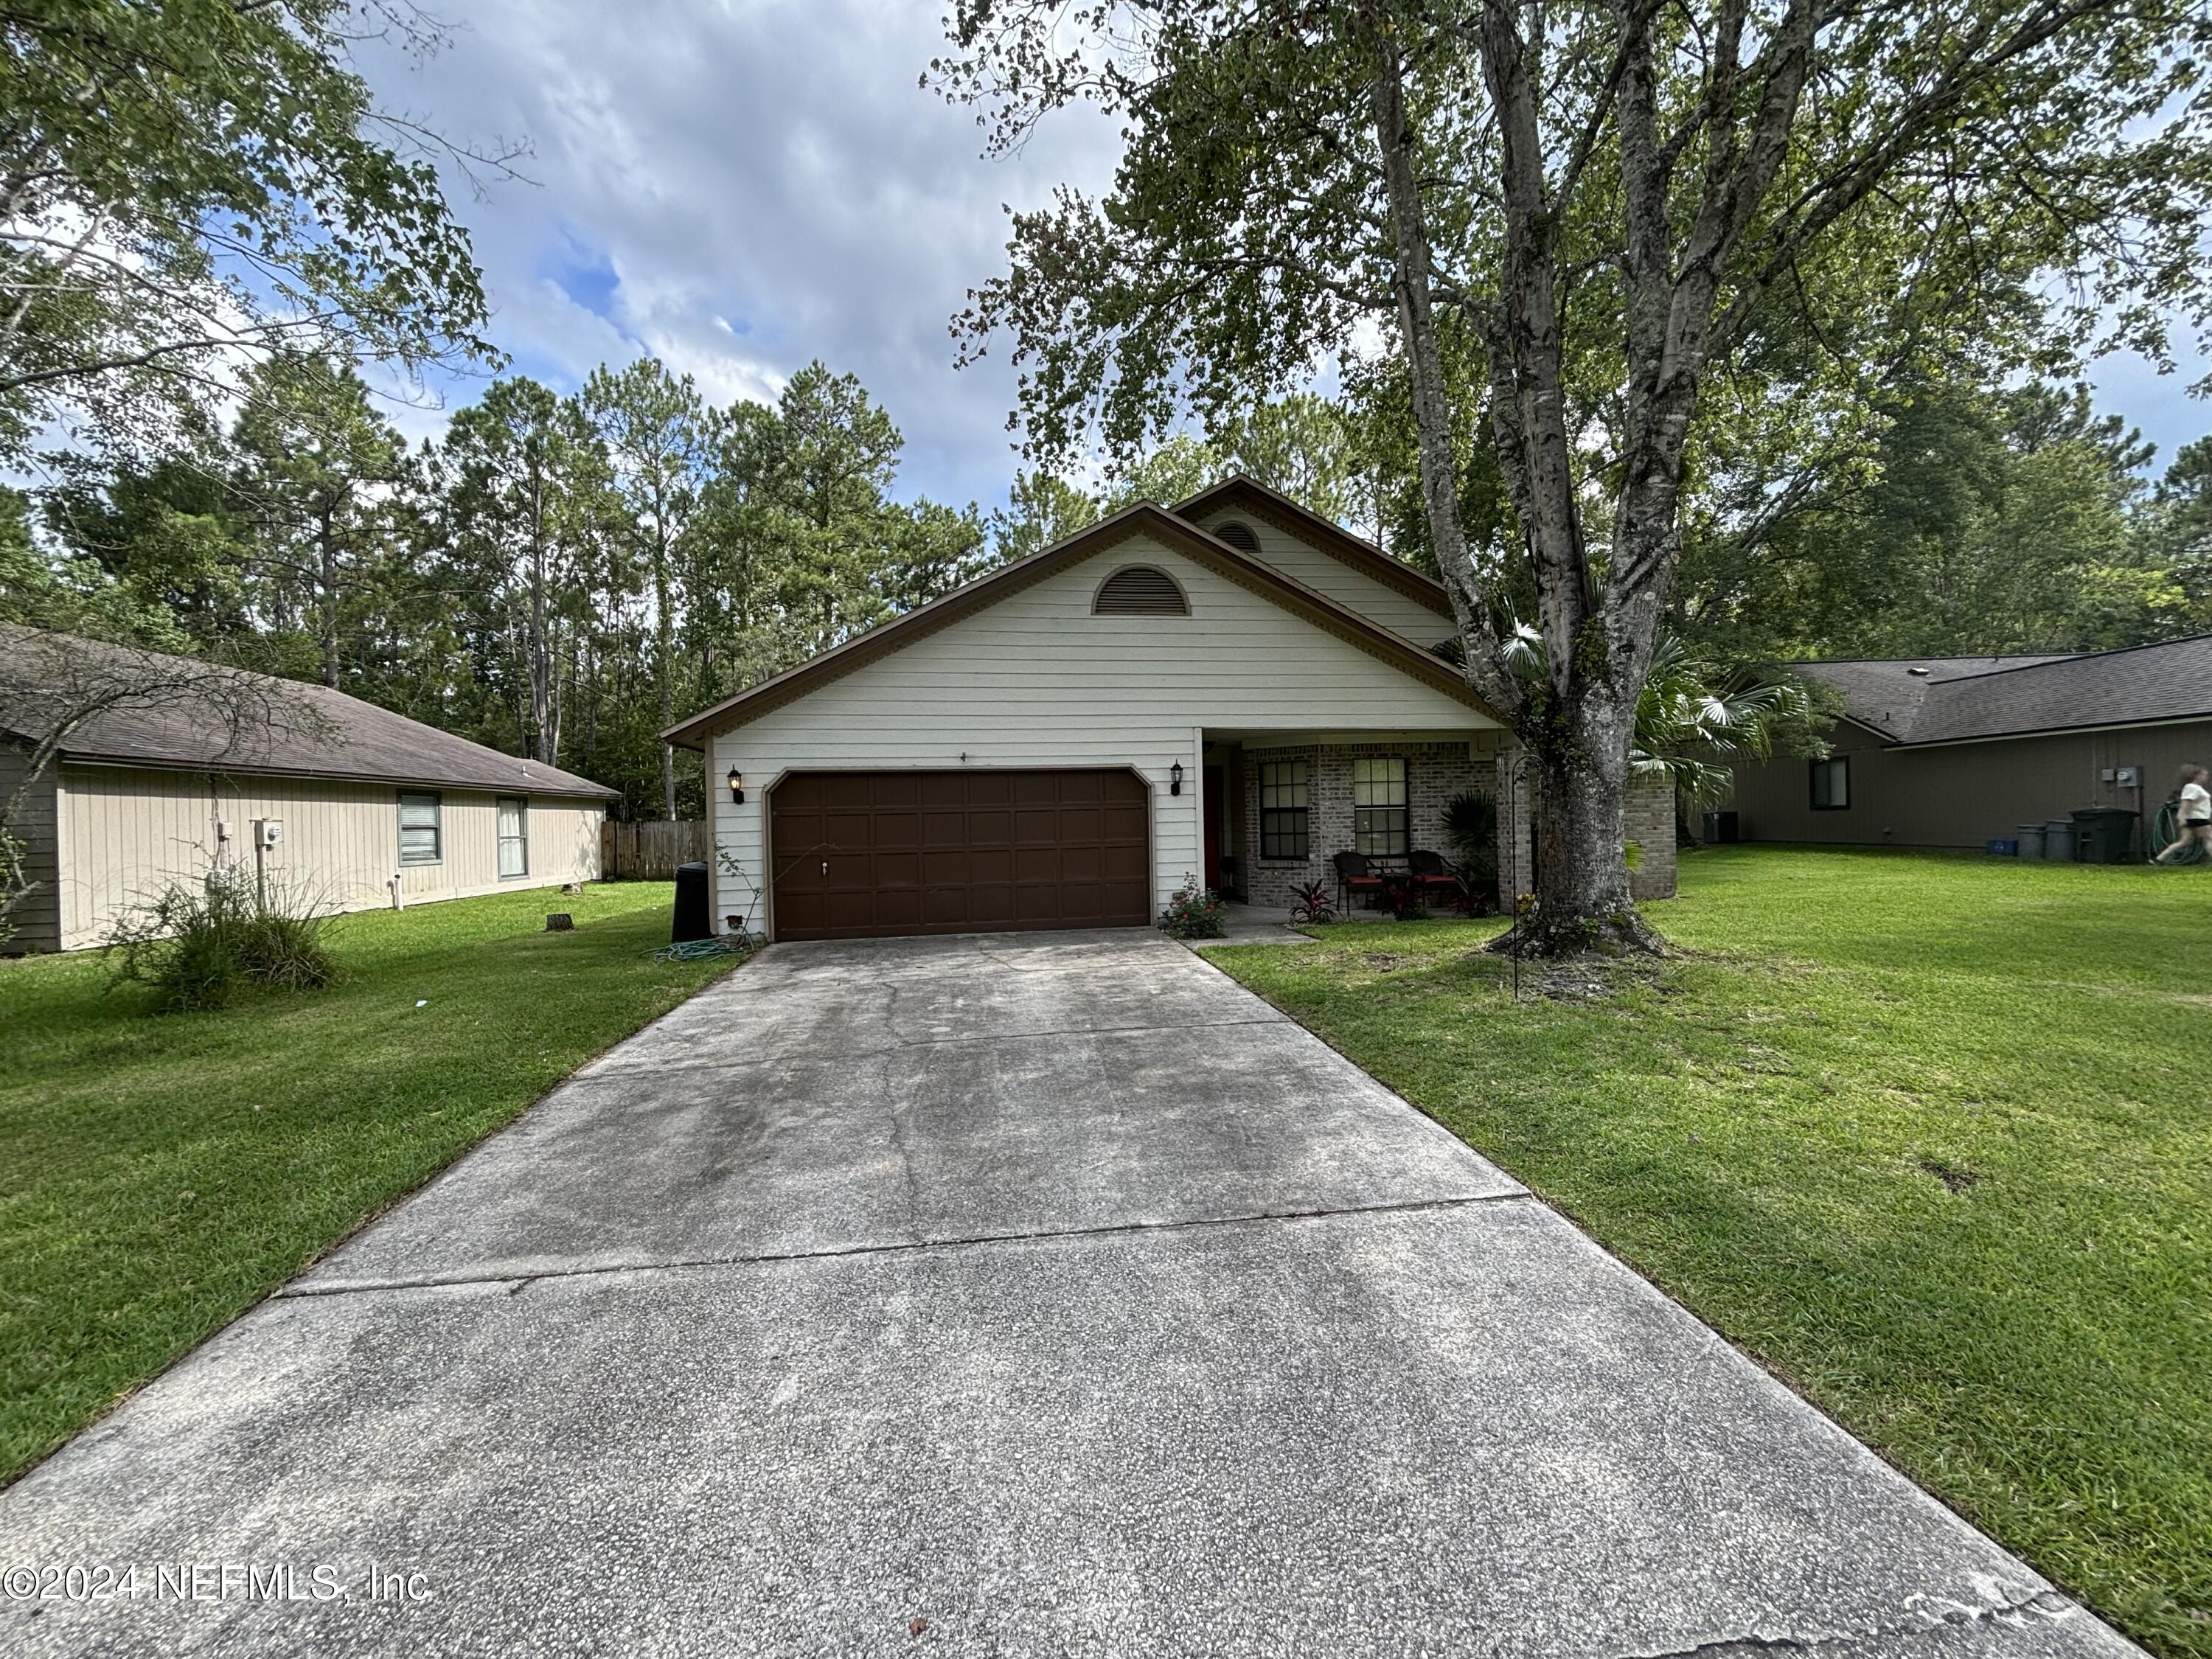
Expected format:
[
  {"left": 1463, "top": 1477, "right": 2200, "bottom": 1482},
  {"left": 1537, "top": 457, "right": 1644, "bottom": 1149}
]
[
  {"left": 1333, "top": 850, "right": 1385, "bottom": 912},
  {"left": 1407, "top": 849, "right": 1463, "bottom": 909}
]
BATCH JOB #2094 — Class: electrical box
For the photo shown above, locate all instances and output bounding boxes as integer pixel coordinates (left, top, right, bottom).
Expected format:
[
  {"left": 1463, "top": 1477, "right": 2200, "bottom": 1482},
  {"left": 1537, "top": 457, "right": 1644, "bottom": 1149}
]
[
  {"left": 255, "top": 818, "right": 284, "bottom": 850},
  {"left": 2115, "top": 766, "right": 2141, "bottom": 790},
  {"left": 2100, "top": 768, "right": 2115, "bottom": 784}
]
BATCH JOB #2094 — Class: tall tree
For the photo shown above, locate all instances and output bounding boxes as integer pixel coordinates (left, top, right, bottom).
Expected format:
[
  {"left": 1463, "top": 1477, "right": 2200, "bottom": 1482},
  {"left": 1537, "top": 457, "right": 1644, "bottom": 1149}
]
[
  {"left": 230, "top": 354, "right": 411, "bottom": 689},
  {"left": 774, "top": 362, "right": 905, "bottom": 651},
  {"left": 437, "top": 378, "right": 609, "bottom": 766},
  {"left": 990, "top": 469, "right": 1100, "bottom": 561},
  {"left": 939, "top": 0, "right": 2212, "bottom": 953},
  {"left": 581, "top": 360, "right": 708, "bottom": 818},
  {"left": 0, "top": 0, "right": 503, "bottom": 459}
]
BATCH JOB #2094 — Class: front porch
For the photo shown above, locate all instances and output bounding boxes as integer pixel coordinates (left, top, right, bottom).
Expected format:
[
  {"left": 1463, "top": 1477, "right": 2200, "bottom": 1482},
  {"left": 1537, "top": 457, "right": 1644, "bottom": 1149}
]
[
  {"left": 1197, "top": 728, "right": 1678, "bottom": 918},
  {"left": 1198, "top": 730, "right": 1505, "bottom": 915}
]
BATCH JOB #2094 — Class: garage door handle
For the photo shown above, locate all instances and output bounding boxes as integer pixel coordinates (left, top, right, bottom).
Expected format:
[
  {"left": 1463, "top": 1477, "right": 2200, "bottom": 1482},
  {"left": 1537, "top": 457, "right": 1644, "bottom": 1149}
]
[{"left": 821, "top": 860, "right": 828, "bottom": 875}]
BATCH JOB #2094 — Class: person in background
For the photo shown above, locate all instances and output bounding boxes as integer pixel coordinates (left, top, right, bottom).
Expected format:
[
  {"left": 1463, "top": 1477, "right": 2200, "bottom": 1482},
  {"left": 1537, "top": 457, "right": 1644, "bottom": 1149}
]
[{"left": 2155, "top": 763, "right": 2212, "bottom": 863}]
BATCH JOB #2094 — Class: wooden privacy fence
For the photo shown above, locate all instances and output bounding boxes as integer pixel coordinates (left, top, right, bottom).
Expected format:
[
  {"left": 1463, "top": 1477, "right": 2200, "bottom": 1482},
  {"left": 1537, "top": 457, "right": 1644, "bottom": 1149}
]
[{"left": 601, "top": 818, "right": 713, "bottom": 881}]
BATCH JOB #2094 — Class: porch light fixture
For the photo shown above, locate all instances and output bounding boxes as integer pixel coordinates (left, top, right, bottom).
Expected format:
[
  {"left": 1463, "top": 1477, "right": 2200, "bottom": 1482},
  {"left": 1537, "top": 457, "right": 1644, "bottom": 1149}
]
[
  {"left": 726, "top": 767, "right": 745, "bottom": 805},
  {"left": 1170, "top": 761, "right": 1184, "bottom": 796}
]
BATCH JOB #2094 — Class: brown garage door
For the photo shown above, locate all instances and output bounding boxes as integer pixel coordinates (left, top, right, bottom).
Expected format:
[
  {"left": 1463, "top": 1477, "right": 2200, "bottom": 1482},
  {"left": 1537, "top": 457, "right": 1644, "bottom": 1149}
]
[{"left": 769, "top": 769, "right": 1151, "bottom": 941}]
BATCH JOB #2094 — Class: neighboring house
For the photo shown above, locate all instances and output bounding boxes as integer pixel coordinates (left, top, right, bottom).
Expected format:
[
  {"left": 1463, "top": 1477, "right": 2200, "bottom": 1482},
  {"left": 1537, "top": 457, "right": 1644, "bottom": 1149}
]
[
  {"left": 664, "top": 477, "right": 1675, "bottom": 943},
  {"left": 2, "top": 627, "right": 619, "bottom": 952},
  {"left": 1725, "top": 636, "right": 2212, "bottom": 855}
]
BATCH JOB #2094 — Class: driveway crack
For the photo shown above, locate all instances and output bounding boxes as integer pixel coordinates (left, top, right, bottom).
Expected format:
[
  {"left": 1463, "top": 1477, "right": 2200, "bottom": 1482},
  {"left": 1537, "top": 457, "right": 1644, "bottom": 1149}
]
[
  {"left": 880, "top": 983, "right": 925, "bottom": 1244},
  {"left": 1614, "top": 1587, "right": 2083, "bottom": 1659}
]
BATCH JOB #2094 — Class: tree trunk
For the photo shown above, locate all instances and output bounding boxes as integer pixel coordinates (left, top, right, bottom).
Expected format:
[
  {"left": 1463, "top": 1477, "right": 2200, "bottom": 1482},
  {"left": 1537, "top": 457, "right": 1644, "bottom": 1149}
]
[
  {"left": 1506, "top": 689, "right": 1663, "bottom": 956},
  {"left": 319, "top": 501, "right": 340, "bottom": 689}
]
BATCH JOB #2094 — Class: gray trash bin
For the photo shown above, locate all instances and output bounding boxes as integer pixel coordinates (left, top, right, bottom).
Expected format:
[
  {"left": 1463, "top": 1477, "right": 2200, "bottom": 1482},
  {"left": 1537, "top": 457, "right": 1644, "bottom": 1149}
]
[
  {"left": 2016, "top": 823, "right": 2045, "bottom": 859},
  {"left": 2042, "top": 818, "right": 2077, "bottom": 861}
]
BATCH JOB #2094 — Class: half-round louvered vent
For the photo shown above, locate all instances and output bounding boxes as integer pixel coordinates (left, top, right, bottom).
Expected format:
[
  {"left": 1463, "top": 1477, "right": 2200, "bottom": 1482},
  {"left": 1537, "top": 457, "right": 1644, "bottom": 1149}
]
[
  {"left": 1213, "top": 520, "right": 1260, "bottom": 553},
  {"left": 1093, "top": 566, "right": 1190, "bottom": 616}
]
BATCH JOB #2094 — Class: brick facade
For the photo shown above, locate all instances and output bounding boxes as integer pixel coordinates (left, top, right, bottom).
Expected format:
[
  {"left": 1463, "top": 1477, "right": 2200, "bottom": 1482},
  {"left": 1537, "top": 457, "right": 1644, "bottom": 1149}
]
[{"left": 1239, "top": 740, "right": 1491, "bottom": 910}]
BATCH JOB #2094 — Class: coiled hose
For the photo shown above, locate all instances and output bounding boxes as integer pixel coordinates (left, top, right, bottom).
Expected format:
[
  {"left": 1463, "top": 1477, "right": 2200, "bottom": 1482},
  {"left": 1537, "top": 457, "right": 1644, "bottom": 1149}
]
[{"left": 2149, "top": 801, "right": 2208, "bottom": 864}]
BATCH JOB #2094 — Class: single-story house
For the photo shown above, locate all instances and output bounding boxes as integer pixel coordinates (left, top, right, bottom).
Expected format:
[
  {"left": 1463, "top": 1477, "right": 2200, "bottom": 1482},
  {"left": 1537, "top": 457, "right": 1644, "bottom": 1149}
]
[
  {"left": 2, "top": 627, "right": 618, "bottom": 952},
  {"left": 664, "top": 477, "right": 1674, "bottom": 943},
  {"left": 1724, "top": 635, "right": 2212, "bottom": 855}
]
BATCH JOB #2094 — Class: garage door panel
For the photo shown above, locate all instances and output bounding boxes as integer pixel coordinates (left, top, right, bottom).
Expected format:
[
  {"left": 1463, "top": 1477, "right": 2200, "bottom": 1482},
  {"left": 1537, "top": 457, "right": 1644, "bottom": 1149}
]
[
  {"left": 872, "top": 852, "right": 921, "bottom": 887},
  {"left": 818, "top": 775, "right": 873, "bottom": 810},
  {"left": 923, "top": 849, "right": 975, "bottom": 883},
  {"left": 771, "top": 768, "right": 1150, "bottom": 941},
  {"left": 770, "top": 774, "right": 1150, "bottom": 942},
  {"left": 920, "top": 804, "right": 968, "bottom": 835},
  {"left": 1104, "top": 844, "right": 1150, "bottom": 882},
  {"left": 870, "top": 810, "right": 921, "bottom": 849},
  {"left": 1012, "top": 846, "right": 1062, "bottom": 883}
]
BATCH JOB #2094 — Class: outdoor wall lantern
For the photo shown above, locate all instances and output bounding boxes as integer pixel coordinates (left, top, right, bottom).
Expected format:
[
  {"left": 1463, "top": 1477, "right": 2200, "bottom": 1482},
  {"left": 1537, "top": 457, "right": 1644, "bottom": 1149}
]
[
  {"left": 727, "top": 767, "right": 745, "bottom": 805},
  {"left": 1169, "top": 761, "right": 1184, "bottom": 796}
]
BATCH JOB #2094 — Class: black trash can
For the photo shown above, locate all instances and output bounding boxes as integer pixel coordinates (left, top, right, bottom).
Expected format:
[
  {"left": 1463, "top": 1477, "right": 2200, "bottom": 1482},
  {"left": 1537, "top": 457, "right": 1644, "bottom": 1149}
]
[
  {"left": 1703, "top": 810, "right": 1740, "bottom": 844},
  {"left": 2070, "top": 807, "right": 2139, "bottom": 865},
  {"left": 672, "top": 860, "right": 712, "bottom": 942}
]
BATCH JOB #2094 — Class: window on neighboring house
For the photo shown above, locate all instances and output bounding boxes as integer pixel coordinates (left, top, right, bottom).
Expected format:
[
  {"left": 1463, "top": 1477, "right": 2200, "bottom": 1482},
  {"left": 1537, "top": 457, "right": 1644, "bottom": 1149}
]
[
  {"left": 497, "top": 796, "right": 529, "bottom": 878},
  {"left": 1259, "top": 760, "right": 1310, "bottom": 859},
  {"left": 397, "top": 791, "right": 442, "bottom": 864},
  {"left": 1353, "top": 757, "right": 1409, "bottom": 855},
  {"left": 1809, "top": 757, "right": 1850, "bottom": 810}
]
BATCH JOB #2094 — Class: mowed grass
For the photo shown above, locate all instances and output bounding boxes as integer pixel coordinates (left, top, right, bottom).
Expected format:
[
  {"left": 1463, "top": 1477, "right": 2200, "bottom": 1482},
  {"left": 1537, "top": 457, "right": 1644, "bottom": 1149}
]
[
  {"left": 1205, "top": 848, "right": 2210, "bottom": 1656},
  {"left": 0, "top": 883, "right": 740, "bottom": 1484}
]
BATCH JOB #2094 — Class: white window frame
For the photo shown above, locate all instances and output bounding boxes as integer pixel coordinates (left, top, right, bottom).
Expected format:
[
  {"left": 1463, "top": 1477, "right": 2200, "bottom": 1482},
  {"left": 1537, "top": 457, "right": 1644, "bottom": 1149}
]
[
  {"left": 497, "top": 796, "right": 529, "bottom": 879},
  {"left": 1352, "top": 757, "right": 1410, "bottom": 856},
  {"left": 398, "top": 791, "right": 442, "bottom": 865}
]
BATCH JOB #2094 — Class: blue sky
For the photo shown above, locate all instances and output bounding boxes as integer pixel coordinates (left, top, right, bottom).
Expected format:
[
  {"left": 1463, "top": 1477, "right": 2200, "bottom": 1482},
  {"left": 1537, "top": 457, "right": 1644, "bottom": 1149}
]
[{"left": 354, "top": 0, "right": 2208, "bottom": 513}]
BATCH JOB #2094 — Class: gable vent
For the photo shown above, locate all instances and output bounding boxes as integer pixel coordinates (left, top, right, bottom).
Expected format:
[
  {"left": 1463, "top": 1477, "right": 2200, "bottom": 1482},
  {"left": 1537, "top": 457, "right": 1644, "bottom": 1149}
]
[
  {"left": 1093, "top": 566, "right": 1190, "bottom": 616},
  {"left": 1213, "top": 520, "right": 1260, "bottom": 553}
]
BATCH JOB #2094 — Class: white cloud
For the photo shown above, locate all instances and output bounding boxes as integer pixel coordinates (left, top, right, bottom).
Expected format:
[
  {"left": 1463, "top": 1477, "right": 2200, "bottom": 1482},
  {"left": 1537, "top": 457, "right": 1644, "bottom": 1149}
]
[{"left": 350, "top": 0, "right": 1122, "bottom": 507}]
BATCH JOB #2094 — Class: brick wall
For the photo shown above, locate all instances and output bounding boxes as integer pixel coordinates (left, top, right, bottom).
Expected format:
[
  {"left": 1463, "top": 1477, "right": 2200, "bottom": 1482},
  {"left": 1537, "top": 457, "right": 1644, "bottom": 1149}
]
[
  {"left": 1490, "top": 751, "right": 1677, "bottom": 903},
  {"left": 1626, "top": 771, "right": 1677, "bottom": 899},
  {"left": 1239, "top": 740, "right": 1490, "bottom": 911}
]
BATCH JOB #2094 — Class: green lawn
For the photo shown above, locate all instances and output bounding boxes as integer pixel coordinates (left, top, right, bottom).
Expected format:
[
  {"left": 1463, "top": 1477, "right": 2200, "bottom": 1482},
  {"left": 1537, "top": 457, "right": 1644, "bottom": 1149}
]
[
  {"left": 1206, "top": 847, "right": 2210, "bottom": 1657},
  {"left": 0, "top": 883, "right": 740, "bottom": 1484}
]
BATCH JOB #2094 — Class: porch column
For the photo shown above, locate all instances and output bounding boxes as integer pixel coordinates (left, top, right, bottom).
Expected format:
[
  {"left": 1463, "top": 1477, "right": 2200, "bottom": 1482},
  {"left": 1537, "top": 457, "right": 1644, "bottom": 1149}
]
[{"left": 1494, "top": 744, "right": 1534, "bottom": 905}]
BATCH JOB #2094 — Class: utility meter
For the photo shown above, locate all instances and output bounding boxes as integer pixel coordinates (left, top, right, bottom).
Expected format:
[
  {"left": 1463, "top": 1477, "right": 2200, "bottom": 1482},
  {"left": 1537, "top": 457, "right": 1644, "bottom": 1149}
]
[{"left": 255, "top": 818, "right": 284, "bottom": 849}]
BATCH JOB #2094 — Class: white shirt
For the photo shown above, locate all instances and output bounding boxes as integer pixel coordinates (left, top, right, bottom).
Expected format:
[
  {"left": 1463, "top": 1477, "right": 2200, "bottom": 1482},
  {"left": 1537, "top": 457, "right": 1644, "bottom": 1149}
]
[{"left": 2183, "top": 782, "right": 2211, "bottom": 824}]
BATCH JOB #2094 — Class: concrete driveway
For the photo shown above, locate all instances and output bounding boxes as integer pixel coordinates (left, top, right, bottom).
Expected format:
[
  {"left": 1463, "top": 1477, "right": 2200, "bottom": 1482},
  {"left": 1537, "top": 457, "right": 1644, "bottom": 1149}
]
[{"left": 0, "top": 929, "right": 2139, "bottom": 1658}]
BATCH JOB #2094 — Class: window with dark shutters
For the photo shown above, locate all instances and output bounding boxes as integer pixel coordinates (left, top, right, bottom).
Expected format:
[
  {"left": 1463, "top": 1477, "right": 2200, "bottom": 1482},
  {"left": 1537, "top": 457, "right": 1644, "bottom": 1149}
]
[{"left": 1092, "top": 566, "right": 1190, "bottom": 615}]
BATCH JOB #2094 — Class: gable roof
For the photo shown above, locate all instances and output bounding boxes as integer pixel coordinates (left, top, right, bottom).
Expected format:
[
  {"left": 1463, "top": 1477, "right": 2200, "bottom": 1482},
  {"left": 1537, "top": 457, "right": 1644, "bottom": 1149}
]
[
  {"left": 1792, "top": 636, "right": 2212, "bottom": 747},
  {"left": 662, "top": 501, "right": 1495, "bottom": 749},
  {"left": 1170, "top": 474, "right": 1454, "bottom": 619},
  {"left": 1, "top": 625, "right": 619, "bottom": 799}
]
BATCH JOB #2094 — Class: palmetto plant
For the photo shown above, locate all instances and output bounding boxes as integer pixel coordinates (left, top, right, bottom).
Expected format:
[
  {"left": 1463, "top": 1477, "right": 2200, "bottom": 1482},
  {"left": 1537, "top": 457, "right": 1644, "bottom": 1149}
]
[
  {"left": 1632, "top": 634, "right": 1817, "bottom": 806},
  {"left": 1498, "top": 622, "right": 1816, "bottom": 807}
]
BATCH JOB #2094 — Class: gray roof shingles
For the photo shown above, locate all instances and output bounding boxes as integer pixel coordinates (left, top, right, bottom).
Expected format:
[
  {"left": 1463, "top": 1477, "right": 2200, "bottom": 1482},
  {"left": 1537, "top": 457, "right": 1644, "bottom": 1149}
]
[
  {"left": 1791, "top": 636, "right": 2212, "bottom": 745},
  {"left": 1, "top": 627, "right": 618, "bottom": 799}
]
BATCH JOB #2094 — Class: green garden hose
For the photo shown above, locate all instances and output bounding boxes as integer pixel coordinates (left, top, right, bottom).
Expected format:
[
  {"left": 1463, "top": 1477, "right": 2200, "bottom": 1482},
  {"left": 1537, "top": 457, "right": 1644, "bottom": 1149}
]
[
  {"left": 2149, "top": 801, "right": 2208, "bottom": 864},
  {"left": 651, "top": 936, "right": 759, "bottom": 963}
]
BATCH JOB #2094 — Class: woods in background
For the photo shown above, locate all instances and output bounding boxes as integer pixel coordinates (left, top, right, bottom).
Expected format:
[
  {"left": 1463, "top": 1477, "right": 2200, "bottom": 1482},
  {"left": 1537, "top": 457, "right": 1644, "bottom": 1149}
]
[
  {"left": 5, "top": 355, "right": 995, "bottom": 820},
  {"left": 5, "top": 351, "right": 2209, "bottom": 821}
]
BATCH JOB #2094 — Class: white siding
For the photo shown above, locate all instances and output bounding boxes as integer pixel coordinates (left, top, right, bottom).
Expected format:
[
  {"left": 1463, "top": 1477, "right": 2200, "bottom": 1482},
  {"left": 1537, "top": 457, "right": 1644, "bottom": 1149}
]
[
  {"left": 54, "top": 764, "right": 604, "bottom": 950},
  {"left": 708, "top": 533, "right": 1498, "bottom": 937},
  {"left": 1190, "top": 509, "right": 1454, "bottom": 644}
]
